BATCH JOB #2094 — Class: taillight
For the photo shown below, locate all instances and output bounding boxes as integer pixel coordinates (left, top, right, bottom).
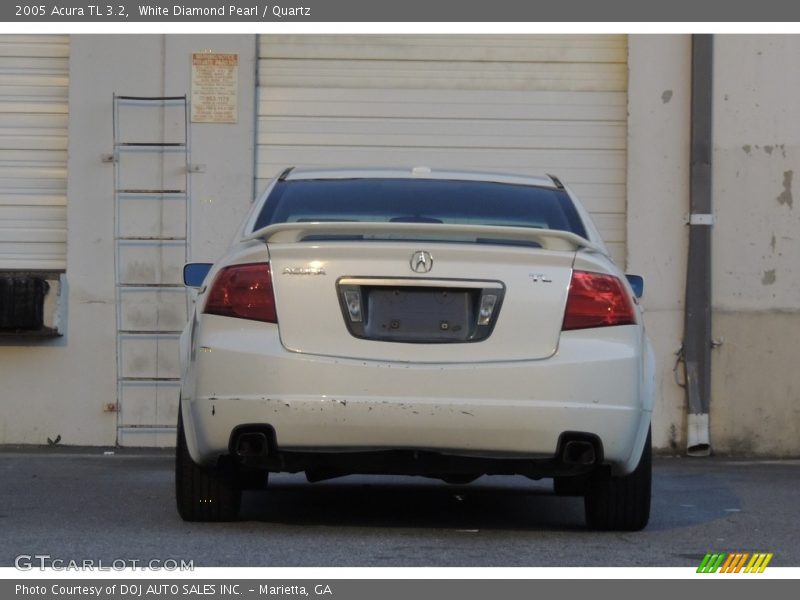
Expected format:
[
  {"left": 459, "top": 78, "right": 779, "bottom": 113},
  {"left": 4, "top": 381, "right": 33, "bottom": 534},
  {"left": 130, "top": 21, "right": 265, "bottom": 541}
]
[
  {"left": 204, "top": 263, "right": 277, "bottom": 323},
  {"left": 562, "top": 270, "right": 635, "bottom": 331}
]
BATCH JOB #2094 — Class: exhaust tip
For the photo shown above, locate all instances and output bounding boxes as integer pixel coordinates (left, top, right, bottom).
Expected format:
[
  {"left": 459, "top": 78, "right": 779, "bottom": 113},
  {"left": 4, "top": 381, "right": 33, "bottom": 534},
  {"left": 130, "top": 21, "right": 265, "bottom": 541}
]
[
  {"left": 235, "top": 432, "right": 268, "bottom": 457},
  {"left": 562, "top": 440, "right": 597, "bottom": 465}
]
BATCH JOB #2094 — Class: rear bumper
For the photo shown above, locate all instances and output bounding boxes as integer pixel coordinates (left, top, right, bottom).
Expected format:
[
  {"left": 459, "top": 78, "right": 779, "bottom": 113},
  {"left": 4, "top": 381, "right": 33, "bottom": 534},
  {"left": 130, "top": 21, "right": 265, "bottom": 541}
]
[{"left": 181, "top": 317, "right": 652, "bottom": 476}]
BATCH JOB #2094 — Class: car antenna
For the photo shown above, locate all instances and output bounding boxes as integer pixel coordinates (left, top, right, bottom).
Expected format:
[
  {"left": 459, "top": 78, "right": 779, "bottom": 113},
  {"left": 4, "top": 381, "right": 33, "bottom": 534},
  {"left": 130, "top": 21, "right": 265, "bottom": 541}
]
[{"left": 546, "top": 173, "right": 565, "bottom": 190}]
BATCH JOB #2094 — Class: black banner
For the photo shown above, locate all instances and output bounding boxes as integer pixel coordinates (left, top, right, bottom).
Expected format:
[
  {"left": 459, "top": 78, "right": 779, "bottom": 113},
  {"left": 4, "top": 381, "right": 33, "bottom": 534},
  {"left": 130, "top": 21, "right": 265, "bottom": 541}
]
[
  {"left": 3, "top": 0, "right": 800, "bottom": 22},
  {"left": 4, "top": 579, "right": 797, "bottom": 600}
]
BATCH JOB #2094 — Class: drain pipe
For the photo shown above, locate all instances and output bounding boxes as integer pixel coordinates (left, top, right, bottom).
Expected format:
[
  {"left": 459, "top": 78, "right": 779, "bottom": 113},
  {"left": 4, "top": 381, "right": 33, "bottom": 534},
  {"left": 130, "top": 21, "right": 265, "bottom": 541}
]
[{"left": 684, "top": 34, "right": 714, "bottom": 456}]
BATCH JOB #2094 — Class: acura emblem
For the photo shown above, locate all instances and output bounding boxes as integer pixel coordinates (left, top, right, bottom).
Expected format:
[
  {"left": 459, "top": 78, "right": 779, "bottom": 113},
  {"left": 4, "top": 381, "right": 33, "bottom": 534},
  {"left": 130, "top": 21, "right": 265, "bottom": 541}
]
[{"left": 410, "top": 251, "right": 433, "bottom": 273}]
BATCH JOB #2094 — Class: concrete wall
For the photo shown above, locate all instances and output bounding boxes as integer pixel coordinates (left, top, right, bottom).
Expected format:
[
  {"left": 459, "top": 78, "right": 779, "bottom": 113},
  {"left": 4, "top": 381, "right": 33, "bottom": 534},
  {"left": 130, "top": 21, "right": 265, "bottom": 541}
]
[
  {"left": 629, "top": 34, "right": 800, "bottom": 456},
  {"left": 0, "top": 35, "right": 257, "bottom": 446},
  {"left": 627, "top": 35, "right": 692, "bottom": 451},
  {"left": 710, "top": 35, "right": 800, "bottom": 455}
]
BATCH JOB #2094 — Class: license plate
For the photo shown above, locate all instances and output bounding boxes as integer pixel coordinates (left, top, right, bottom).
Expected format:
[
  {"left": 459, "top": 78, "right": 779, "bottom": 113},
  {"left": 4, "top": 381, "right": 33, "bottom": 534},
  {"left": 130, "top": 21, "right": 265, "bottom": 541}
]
[{"left": 363, "top": 287, "right": 475, "bottom": 342}]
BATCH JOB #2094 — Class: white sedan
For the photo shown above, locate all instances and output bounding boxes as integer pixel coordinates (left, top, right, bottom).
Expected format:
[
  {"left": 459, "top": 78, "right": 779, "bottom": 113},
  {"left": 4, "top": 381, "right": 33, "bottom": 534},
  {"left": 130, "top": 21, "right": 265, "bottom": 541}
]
[{"left": 176, "top": 167, "right": 654, "bottom": 530}]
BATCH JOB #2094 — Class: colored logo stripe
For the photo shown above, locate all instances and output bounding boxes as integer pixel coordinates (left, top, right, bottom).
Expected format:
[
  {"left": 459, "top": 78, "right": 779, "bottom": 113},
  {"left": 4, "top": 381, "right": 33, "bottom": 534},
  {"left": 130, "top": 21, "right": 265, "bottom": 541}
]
[
  {"left": 721, "top": 553, "right": 750, "bottom": 573},
  {"left": 697, "top": 552, "right": 773, "bottom": 573},
  {"left": 697, "top": 553, "right": 726, "bottom": 573},
  {"left": 745, "top": 553, "right": 773, "bottom": 573}
]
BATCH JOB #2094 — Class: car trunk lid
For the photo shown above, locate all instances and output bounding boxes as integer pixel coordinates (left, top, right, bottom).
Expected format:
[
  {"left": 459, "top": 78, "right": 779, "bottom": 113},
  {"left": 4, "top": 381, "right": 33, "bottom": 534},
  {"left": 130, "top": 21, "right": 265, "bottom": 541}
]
[{"left": 249, "top": 223, "right": 592, "bottom": 363}]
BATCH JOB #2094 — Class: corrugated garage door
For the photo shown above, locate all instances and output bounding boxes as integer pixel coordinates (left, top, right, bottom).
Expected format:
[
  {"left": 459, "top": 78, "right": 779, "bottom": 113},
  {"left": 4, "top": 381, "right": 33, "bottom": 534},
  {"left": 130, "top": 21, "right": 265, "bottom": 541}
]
[
  {"left": 0, "top": 35, "right": 69, "bottom": 271},
  {"left": 256, "top": 35, "right": 628, "bottom": 265}
]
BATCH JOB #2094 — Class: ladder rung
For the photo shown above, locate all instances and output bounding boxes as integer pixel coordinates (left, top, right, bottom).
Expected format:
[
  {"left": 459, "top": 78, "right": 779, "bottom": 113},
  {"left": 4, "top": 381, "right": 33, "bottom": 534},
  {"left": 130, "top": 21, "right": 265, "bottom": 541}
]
[
  {"left": 117, "top": 236, "right": 186, "bottom": 241},
  {"left": 118, "top": 330, "right": 182, "bottom": 335},
  {"left": 116, "top": 95, "right": 186, "bottom": 101},
  {"left": 117, "top": 142, "right": 186, "bottom": 147},
  {"left": 117, "top": 425, "right": 177, "bottom": 430},
  {"left": 119, "top": 377, "right": 181, "bottom": 382},
  {"left": 118, "top": 283, "right": 184, "bottom": 288},
  {"left": 117, "top": 189, "right": 186, "bottom": 195}
]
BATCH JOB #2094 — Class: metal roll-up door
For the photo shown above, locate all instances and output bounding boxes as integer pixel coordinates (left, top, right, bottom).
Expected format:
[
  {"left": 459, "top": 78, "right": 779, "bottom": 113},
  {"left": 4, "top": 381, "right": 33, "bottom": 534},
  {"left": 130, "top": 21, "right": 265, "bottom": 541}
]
[
  {"left": 256, "top": 35, "right": 628, "bottom": 265},
  {"left": 0, "top": 35, "right": 69, "bottom": 271}
]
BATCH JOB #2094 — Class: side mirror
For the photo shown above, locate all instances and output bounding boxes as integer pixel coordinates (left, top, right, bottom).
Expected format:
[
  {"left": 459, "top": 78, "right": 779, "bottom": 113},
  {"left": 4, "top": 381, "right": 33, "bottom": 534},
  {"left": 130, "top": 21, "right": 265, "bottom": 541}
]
[
  {"left": 183, "top": 263, "right": 213, "bottom": 288},
  {"left": 625, "top": 274, "right": 644, "bottom": 299}
]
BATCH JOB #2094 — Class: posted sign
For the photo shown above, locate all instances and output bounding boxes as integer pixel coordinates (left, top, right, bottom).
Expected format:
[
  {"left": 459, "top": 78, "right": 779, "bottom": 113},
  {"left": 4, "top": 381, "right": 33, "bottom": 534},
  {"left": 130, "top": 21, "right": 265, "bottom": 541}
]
[{"left": 191, "top": 52, "right": 238, "bottom": 123}]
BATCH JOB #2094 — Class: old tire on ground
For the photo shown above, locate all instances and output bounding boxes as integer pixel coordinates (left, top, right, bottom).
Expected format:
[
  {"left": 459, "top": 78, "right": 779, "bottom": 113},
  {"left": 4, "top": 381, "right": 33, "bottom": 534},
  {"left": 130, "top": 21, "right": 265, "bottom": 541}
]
[
  {"left": 175, "top": 409, "right": 242, "bottom": 522},
  {"left": 584, "top": 427, "right": 651, "bottom": 531}
]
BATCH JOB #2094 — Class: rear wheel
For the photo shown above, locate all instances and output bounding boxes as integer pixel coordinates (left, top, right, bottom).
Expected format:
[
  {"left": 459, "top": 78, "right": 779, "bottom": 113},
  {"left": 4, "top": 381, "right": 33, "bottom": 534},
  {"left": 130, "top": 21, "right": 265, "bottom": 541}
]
[
  {"left": 175, "top": 409, "right": 241, "bottom": 522},
  {"left": 584, "top": 427, "right": 651, "bottom": 531}
]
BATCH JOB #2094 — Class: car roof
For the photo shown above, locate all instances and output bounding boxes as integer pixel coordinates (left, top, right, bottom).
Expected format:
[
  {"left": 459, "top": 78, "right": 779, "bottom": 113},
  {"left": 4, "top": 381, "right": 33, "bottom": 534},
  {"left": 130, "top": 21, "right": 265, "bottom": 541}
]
[{"left": 281, "top": 167, "right": 560, "bottom": 190}]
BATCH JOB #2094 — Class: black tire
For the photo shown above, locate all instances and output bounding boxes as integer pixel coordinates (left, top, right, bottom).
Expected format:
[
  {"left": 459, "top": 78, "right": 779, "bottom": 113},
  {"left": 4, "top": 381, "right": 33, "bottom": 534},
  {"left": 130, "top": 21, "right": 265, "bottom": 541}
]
[
  {"left": 584, "top": 427, "right": 651, "bottom": 531},
  {"left": 175, "top": 409, "right": 242, "bottom": 522}
]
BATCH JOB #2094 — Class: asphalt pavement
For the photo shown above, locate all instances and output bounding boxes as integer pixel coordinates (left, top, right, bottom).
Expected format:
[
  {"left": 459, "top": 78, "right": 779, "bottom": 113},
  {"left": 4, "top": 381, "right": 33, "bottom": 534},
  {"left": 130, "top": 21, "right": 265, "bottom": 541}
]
[{"left": 1, "top": 448, "right": 798, "bottom": 567}]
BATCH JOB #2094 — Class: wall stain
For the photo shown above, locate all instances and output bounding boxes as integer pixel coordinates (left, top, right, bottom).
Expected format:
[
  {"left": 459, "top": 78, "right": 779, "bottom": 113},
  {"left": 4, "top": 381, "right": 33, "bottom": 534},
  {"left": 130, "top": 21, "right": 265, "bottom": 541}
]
[
  {"left": 124, "top": 306, "right": 147, "bottom": 328},
  {"left": 777, "top": 170, "right": 793, "bottom": 208},
  {"left": 770, "top": 234, "right": 776, "bottom": 252},
  {"left": 124, "top": 261, "right": 156, "bottom": 283},
  {"left": 761, "top": 269, "right": 776, "bottom": 286},
  {"left": 669, "top": 424, "right": 678, "bottom": 451},
  {"left": 128, "top": 355, "right": 149, "bottom": 373},
  {"left": 742, "top": 144, "right": 752, "bottom": 154},
  {"left": 764, "top": 145, "right": 774, "bottom": 155},
  {"left": 661, "top": 90, "right": 673, "bottom": 104}
]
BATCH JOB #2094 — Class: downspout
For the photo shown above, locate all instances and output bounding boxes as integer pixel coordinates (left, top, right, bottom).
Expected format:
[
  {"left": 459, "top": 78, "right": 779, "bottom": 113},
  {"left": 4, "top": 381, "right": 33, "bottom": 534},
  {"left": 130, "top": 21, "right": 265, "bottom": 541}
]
[{"left": 684, "top": 34, "right": 714, "bottom": 456}]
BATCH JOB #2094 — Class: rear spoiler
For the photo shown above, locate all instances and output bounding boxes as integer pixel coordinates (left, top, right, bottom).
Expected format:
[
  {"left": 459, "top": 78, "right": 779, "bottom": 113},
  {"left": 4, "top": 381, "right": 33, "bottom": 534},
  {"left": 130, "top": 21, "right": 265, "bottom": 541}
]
[{"left": 243, "top": 222, "right": 603, "bottom": 253}]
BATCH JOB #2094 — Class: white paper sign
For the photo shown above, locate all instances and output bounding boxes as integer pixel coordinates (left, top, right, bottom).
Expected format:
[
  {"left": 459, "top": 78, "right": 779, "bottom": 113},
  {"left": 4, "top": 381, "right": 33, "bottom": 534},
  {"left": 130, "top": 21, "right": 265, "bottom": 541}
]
[{"left": 191, "top": 52, "right": 239, "bottom": 123}]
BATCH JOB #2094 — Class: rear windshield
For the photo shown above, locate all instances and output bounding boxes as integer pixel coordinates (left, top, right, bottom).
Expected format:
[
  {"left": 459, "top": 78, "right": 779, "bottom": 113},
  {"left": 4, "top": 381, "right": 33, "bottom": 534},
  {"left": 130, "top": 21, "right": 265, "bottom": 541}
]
[{"left": 253, "top": 178, "right": 587, "bottom": 238}]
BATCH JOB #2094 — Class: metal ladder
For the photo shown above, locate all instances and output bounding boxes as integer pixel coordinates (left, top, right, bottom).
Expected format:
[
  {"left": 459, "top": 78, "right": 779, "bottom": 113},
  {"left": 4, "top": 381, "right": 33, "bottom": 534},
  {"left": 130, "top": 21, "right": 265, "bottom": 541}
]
[{"left": 111, "top": 94, "right": 191, "bottom": 446}]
